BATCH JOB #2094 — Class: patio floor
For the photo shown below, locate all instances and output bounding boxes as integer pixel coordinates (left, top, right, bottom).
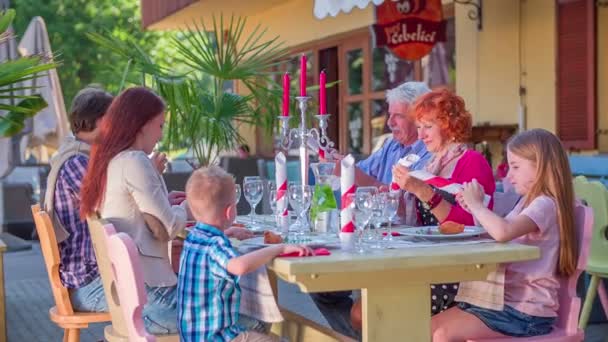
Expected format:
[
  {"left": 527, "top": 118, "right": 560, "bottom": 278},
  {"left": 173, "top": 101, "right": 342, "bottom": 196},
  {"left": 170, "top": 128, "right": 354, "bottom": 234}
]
[{"left": 5, "top": 244, "right": 608, "bottom": 342}]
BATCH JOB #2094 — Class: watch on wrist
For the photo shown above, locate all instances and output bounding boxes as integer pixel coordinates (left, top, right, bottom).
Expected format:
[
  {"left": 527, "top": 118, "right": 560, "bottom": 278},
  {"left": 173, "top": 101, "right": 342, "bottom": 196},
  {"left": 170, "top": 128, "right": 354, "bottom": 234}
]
[{"left": 423, "top": 189, "right": 443, "bottom": 211}]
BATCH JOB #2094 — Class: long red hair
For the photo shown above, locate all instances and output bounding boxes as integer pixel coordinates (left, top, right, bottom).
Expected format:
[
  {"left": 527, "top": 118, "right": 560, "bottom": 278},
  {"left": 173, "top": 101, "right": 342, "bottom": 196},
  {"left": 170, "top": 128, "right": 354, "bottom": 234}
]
[{"left": 80, "top": 87, "right": 165, "bottom": 219}]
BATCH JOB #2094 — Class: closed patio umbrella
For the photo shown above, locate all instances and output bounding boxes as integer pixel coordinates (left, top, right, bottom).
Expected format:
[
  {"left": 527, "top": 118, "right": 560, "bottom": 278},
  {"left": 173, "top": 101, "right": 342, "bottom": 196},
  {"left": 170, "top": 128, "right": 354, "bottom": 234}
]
[{"left": 17, "top": 16, "right": 68, "bottom": 153}]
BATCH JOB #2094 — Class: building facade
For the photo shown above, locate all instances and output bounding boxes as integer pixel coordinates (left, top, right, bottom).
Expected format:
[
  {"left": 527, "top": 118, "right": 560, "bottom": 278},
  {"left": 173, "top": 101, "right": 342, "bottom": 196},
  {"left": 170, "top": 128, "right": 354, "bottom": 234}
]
[{"left": 141, "top": 0, "right": 608, "bottom": 161}]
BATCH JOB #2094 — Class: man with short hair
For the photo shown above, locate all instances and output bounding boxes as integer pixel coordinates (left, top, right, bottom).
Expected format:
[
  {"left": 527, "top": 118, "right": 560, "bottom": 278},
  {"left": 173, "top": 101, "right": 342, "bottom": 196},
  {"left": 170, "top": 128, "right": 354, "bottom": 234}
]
[
  {"left": 314, "top": 81, "right": 433, "bottom": 338},
  {"left": 43, "top": 87, "right": 113, "bottom": 312}
]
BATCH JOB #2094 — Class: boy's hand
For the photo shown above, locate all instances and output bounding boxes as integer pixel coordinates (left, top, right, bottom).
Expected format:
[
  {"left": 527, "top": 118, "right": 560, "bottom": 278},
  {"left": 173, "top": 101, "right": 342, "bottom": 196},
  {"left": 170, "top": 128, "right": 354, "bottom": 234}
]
[
  {"left": 281, "top": 244, "right": 314, "bottom": 256},
  {"left": 168, "top": 191, "right": 186, "bottom": 205},
  {"left": 225, "top": 227, "right": 254, "bottom": 240}
]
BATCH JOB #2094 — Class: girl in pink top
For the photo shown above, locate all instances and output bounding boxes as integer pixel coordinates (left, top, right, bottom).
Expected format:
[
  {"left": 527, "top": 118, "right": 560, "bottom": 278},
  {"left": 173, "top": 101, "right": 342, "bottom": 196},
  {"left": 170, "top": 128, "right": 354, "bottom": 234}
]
[{"left": 431, "top": 129, "right": 578, "bottom": 340}]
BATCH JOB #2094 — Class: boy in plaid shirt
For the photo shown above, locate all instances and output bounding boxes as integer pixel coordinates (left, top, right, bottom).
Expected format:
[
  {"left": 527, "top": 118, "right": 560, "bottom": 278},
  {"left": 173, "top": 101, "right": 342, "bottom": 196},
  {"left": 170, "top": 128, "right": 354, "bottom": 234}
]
[{"left": 178, "top": 166, "right": 312, "bottom": 342}]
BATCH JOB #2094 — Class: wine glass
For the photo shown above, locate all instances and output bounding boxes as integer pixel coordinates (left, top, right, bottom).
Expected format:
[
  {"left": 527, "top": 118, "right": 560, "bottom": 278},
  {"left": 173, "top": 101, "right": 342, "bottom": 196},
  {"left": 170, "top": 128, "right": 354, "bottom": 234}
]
[
  {"left": 368, "top": 194, "right": 385, "bottom": 249},
  {"left": 348, "top": 193, "right": 369, "bottom": 253},
  {"left": 234, "top": 184, "right": 242, "bottom": 215},
  {"left": 380, "top": 192, "right": 400, "bottom": 241},
  {"left": 288, "top": 183, "right": 313, "bottom": 236},
  {"left": 356, "top": 187, "right": 378, "bottom": 240},
  {"left": 243, "top": 176, "right": 263, "bottom": 225}
]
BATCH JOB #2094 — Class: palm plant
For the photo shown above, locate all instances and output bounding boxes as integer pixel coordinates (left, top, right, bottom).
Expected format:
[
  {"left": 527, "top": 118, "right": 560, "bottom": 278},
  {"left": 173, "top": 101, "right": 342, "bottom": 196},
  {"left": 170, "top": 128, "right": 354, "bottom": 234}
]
[
  {"left": 0, "top": 9, "right": 58, "bottom": 137},
  {"left": 88, "top": 15, "right": 289, "bottom": 166}
]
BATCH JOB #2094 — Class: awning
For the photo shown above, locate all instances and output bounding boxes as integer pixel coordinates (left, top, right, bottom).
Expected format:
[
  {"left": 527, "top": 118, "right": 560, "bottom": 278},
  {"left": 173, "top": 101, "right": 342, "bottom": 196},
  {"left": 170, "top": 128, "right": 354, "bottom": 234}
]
[{"left": 313, "top": 0, "right": 385, "bottom": 19}]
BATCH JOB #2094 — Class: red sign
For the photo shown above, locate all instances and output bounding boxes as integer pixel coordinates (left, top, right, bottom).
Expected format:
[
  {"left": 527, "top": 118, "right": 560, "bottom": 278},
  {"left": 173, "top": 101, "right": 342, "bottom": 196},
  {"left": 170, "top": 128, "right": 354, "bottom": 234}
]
[{"left": 372, "top": 0, "right": 446, "bottom": 61}]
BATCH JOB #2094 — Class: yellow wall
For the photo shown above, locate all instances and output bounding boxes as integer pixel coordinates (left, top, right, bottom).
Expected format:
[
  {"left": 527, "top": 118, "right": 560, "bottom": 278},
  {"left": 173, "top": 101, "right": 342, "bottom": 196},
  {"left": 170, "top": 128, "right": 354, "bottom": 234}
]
[
  {"left": 598, "top": 8, "right": 608, "bottom": 151},
  {"left": 456, "top": 0, "right": 556, "bottom": 132}
]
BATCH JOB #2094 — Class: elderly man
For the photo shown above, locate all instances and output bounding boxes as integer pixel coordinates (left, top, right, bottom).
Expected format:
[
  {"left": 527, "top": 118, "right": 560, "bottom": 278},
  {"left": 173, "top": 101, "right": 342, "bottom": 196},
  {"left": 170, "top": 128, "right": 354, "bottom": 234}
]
[
  {"left": 332, "top": 81, "right": 431, "bottom": 187},
  {"left": 314, "top": 81, "right": 432, "bottom": 339}
]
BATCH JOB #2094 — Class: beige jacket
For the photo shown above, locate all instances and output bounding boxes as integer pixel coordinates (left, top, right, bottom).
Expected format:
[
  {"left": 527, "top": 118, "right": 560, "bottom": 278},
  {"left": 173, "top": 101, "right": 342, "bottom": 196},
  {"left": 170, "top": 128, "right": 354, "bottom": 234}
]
[{"left": 100, "top": 150, "right": 187, "bottom": 287}]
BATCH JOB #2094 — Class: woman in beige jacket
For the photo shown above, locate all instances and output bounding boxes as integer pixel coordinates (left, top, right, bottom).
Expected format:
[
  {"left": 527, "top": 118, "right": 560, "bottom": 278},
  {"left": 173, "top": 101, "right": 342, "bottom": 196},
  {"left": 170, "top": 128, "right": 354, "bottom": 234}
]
[{"left": 80, "top": 87, "right": 188, "bottom": 334}]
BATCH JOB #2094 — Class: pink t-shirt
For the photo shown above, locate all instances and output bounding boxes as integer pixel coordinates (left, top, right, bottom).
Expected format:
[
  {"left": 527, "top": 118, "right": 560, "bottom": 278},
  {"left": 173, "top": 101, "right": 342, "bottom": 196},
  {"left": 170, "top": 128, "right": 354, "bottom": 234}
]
[{"left": 503, "top": 195, "right": 561, "bottom": 317}]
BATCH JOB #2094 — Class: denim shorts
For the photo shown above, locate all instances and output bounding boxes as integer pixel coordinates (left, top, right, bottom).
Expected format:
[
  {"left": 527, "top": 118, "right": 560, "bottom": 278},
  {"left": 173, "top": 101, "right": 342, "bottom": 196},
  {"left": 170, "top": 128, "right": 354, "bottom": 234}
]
[{"left": 458, "top": 302, "right": 556, "bottom": 337}]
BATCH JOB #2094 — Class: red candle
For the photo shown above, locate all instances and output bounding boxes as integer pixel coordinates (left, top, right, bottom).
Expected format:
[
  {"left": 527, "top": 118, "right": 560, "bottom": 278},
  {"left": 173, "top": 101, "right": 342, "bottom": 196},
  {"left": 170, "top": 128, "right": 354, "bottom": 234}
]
[
  {"left": 319, "top": 70, "right": 326, "bottom": 115},
  {"left": 300, "top": 54, "right": 307, "bottom": 97},
  {"left": 282, "top": 72, "right": 290, "bottom": 116}
]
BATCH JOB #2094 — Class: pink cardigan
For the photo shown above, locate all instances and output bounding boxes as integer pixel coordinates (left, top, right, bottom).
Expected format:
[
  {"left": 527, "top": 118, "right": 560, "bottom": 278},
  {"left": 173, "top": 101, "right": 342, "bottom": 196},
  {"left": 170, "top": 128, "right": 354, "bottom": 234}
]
[{"left": 441, "top": 149, "right": 496, "bottom": 225}]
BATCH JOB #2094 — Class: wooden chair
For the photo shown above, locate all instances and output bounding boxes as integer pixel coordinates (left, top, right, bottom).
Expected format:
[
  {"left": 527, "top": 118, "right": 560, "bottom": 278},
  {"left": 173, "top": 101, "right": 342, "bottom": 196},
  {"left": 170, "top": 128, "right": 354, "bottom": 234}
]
[
  {"left": 30, "top": 204, "right": 110, "bottom": 342},
  {"left": 573, "top": 176, "right": 608, "bottom": 328},
  {"left": 105, "top": 224, "right": 155, "bottom": 342},
  {"left": 87, "top": 215, "right": 178, "bottom": 342},
  {"left": 468, "top": 203, "right": 593, "bottom": 341}
]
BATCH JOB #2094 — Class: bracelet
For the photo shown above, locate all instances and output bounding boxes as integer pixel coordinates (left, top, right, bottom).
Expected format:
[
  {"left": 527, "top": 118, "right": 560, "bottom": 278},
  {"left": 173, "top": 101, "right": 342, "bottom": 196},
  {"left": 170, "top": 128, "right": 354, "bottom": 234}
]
[{"left": 426, "top": 191, "right": 443, "bottom": 210}]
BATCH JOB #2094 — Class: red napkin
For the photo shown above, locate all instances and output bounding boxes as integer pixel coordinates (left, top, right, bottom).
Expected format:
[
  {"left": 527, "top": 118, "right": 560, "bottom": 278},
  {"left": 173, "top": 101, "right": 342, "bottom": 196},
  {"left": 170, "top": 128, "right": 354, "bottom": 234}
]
[
  {"left": 382, "top": 231, "right": 402, "bottom": 237},
  {"left": 279, "top": 248, "right": 331, "bottom": 258}
]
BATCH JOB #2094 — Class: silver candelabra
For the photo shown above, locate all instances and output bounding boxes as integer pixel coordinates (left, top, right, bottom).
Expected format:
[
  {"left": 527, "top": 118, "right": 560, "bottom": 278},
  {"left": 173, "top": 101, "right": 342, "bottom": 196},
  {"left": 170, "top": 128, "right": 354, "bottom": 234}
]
[{"left": 277, "top": 96, "right": 335, "bottom": 186}]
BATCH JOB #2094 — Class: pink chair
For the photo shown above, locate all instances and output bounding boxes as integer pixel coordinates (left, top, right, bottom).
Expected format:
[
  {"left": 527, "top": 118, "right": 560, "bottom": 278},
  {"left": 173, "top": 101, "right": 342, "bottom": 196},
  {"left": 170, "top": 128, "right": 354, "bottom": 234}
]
[
  {"left": 104, "top": 225, "right": 155, "bottom": 342},
  {"left": 468, "top": 203, "right": 593, "bottom": 342}
]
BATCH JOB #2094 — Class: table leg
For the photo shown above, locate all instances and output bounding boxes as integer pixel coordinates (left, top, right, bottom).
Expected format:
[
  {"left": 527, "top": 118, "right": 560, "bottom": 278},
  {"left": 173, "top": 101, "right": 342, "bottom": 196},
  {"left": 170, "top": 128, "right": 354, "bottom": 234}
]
[{"left": 362, "top": 283, "right": 430, "bottom": 342}]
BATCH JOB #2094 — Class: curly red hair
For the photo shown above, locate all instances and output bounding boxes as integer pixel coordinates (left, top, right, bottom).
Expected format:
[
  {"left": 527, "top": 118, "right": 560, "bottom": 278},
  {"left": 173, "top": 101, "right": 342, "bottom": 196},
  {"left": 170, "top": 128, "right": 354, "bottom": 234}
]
[{"left": 411, "top": 88, "right": 472, "bottom": 143}]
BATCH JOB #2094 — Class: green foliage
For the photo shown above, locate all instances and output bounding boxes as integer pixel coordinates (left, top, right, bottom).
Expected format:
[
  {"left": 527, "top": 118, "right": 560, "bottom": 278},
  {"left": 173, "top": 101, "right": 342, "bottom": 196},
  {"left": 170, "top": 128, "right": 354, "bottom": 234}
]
[
  {"left": 11, "top": 0, "right": 179, "bottom": 104},
  {"left": 0, "top": 8, "right": 56, "bottom": 137},
  {"left": 89, "top": 15, "right": 290, "bottom": 166}
]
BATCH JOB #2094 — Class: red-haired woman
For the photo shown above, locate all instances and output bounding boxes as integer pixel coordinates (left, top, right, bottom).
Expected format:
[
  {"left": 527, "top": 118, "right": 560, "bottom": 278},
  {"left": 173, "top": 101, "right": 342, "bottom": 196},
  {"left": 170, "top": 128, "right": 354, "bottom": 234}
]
[
  {"left": 394, "top": 88, "right": 495, "bottom": 313},
  {"left": 80, "top": 87, "right": 188, "bottom": 334},
  {"left": 350, "top": 89, "right": 496, "bottom": 331}
]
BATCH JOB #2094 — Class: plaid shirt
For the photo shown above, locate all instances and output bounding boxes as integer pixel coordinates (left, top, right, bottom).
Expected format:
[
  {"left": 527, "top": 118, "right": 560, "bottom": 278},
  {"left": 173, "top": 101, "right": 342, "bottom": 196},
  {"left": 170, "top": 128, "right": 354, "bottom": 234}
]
[
  {"left": 178, "top": 223, "right": 243, "bottom": 342},
  {"left": 54, "top": 154, "right": 99, "bottom": 288}
]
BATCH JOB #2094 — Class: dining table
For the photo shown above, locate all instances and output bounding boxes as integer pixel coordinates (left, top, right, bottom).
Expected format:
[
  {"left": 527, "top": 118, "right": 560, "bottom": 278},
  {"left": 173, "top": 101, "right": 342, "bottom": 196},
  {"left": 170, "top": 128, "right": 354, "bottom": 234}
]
[{"left": 264, "top": 230, "right": 540, "bottom": 342}]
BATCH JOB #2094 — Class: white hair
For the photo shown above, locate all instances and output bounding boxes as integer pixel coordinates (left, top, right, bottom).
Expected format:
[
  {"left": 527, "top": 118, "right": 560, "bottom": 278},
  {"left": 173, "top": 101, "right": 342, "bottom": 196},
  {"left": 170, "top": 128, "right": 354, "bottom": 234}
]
[{"left": 385, "top": 81, "right": 431, "bottom": 105}]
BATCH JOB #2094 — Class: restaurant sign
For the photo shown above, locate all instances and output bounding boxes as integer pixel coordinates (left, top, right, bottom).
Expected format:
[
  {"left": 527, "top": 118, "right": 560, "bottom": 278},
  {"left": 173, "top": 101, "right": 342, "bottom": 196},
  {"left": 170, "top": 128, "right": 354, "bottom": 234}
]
[{"left": 372, "top": 0, "right": 446, "bottom": 61}]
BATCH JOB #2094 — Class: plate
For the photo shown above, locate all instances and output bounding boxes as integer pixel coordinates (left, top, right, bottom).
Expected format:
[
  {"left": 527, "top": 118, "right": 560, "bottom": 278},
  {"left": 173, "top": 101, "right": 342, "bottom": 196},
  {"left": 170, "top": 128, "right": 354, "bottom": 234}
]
[{"left": 395, "top": 226, "right": 485, "bottom": 240}]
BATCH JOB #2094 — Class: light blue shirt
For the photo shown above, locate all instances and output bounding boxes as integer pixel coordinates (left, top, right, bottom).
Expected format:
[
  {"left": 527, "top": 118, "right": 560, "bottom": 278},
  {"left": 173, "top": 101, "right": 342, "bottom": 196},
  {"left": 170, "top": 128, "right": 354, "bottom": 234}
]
[{"left": 356, "top": 138, "right": 431, "bottom": 184}]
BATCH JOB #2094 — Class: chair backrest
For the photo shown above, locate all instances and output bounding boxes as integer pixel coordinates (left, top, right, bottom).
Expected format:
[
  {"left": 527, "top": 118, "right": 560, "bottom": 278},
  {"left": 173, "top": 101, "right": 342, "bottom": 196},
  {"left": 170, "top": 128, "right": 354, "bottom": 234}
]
[
  {"left": 87, "top": 215, "right": 129, "bottom": 336},
  {"left": 555, "top": 202, "right": 593, "bottom": 333},
  {"left": 573, "top": 176, "right": 608, "bottom": 270},
  {"left": 106, "top": 226, "right": 155, "bottom": 342},
  {"left": 30, "top": 204, "right": 74, "bottom": 316}
]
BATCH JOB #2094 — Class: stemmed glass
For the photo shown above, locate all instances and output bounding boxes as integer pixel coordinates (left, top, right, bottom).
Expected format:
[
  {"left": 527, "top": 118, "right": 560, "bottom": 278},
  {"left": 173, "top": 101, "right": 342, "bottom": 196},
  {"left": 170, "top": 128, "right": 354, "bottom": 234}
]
[
  {"left": 381, "top": 192, "right": 400, "bottom": 241},
  {"left": 368, "top": 194, "right": 385, "bottom": 249},
  {"left": 268, "top": 182, "right": 279, "bottom": 228},
  {"left": 349, "top": 193, "right": 370, "bottom": 253},
  {"left": 243, "top": 176, "right": 264, "bottom": 226},
  {"left": 356, "top": 186, "right": 378, "bottom": 241},
  {"left": 288, "top": 183, "right": 313, "bottom": 235},
  {"left": 234, "top": 184, "right": 242, "bottom": 215}
]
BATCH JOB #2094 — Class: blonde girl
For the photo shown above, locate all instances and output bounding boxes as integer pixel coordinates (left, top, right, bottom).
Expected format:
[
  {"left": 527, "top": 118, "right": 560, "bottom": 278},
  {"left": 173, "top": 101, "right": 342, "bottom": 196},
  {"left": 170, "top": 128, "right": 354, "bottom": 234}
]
[{"left": 431, "top": 128, "right": 577, "bottom": 340}]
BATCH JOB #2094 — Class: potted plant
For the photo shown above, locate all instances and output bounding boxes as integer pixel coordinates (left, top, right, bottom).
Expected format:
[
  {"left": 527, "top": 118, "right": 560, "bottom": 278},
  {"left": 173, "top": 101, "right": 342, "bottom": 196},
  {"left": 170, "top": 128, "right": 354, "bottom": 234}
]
[
  {"left": 88, "top": 15, "right": 289, "bottom": 167},
  {"left": 0, "top": 9, "right": 58, "bottom": 137}
]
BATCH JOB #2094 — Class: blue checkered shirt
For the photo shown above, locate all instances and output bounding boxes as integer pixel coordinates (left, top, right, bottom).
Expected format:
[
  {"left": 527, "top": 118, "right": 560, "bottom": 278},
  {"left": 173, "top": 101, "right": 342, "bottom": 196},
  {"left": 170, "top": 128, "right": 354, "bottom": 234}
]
[
  {"left": 357, "top": 138, "right": 431, "bottom": 184},
  {"left": 177, "top": 223, "right": 243, "bottom": 342},
  {"left": 54, "top": 154, "right": 99, "bottom": 289}
]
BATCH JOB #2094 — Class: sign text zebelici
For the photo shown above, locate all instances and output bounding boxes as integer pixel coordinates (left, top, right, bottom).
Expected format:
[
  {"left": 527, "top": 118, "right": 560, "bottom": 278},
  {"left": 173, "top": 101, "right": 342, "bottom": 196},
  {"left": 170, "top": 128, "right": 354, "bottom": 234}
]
[{"left": 372, "top": 0, "right": 446, "bottom": 60}]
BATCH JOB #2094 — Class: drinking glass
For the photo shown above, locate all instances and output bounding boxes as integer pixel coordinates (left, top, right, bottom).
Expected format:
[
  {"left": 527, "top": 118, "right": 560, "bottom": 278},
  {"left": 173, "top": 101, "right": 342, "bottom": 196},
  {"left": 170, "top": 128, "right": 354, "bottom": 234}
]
[
  {"left": 356, "top": 186, "right": 378, "bottom": 241},
  {"left": 243, "top": 176, "right": 263, "bottom": 225},
  {"left": 368, "top": 194, "right": 385, "bottom": 249},
  {"left": 234, "top": 184, "right": 242, "bottom": 215},
  {"left": 269, "top": 188, "right": 279, "bottom": 228},
  {"left": 381, "top": 192, "right": 400, "bottom": 241},
  {"left": 288, "top": 183, "right": 313, "bottom": 235},
  {"left": 347, "top": 193, "right": 369, "bottom": 253}
]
